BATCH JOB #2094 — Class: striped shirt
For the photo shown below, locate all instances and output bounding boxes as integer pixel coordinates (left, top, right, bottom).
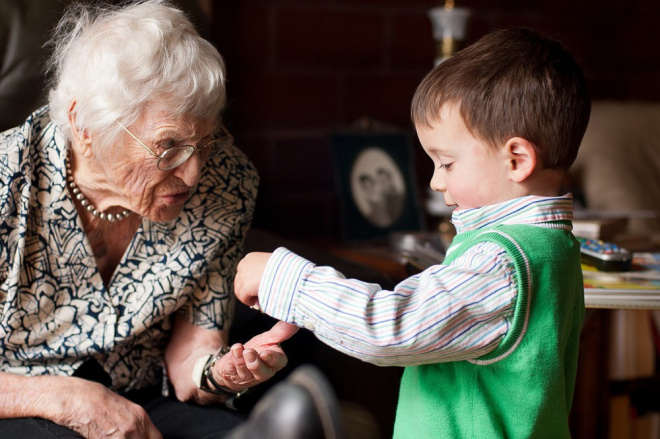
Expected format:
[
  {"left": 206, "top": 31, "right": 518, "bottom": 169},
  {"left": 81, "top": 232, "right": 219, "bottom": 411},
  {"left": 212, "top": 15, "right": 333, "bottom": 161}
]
[{"left": 258, "top": 195, "right": 574, "bottom": 366}]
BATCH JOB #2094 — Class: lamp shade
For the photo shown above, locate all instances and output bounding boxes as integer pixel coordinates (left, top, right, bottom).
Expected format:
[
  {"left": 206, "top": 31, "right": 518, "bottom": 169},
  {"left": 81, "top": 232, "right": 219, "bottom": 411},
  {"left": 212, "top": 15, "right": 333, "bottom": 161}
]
[{"left": 428, "top": 7, "right": 470, "bottom": 41}]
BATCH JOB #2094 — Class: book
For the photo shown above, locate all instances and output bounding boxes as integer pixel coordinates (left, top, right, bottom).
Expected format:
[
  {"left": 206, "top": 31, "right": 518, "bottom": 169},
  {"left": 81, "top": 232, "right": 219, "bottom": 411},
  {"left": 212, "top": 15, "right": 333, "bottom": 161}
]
[
  {"left": 583, "top": 253, "right": 660, "bottom": 309},
  {"left": 572, "top": 217, "right": 628, "bottom": 241},
  {"left": 607, "top": 309, "right": 656, "bottom": 380}
]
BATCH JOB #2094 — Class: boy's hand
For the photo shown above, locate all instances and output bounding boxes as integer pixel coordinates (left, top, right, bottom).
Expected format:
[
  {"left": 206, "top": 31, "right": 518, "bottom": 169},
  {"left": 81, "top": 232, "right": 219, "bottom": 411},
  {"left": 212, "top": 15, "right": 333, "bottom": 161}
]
[{"left": 234, "top": 252, "right": 273, "bottom": 307}]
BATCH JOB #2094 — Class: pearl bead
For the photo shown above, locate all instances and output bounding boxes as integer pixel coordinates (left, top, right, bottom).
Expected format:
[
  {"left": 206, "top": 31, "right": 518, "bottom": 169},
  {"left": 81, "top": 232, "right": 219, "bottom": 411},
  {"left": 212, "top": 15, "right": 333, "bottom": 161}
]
[{"left": 66, "top": 154, "right": 131, "bottom": 223}]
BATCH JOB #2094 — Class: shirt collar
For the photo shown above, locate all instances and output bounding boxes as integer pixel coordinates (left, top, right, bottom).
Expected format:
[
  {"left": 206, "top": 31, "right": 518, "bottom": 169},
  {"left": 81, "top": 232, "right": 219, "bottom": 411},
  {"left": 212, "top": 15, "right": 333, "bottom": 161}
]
[{"left": 450, "top": 194, "right": 574, "bottom": 234}]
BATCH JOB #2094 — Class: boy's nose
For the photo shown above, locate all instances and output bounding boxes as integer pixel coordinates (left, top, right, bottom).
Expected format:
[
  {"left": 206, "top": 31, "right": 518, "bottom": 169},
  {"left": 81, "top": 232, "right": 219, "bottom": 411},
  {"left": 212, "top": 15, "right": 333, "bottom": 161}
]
[{"left": 430, "top": 172, "right": 446, "bottom": 193}]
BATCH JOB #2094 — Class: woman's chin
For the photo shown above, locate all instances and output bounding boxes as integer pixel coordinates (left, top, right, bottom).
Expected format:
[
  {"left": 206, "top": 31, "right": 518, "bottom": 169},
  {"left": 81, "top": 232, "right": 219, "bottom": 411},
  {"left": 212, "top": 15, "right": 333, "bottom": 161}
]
[{"left": 147, "top": 205, "right": 184, "bottom": 223}]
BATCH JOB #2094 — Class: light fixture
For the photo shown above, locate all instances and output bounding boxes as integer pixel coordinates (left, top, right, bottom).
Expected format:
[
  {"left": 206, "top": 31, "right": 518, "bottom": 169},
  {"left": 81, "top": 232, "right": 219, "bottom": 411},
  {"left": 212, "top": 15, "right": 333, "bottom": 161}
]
[{"left": 428, "top": 1, "right": 471, "bottom": 65}]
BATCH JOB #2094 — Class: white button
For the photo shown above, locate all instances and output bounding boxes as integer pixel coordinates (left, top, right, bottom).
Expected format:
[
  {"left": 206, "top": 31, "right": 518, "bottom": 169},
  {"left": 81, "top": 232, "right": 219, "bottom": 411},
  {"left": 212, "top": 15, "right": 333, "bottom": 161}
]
[{"left": 303, "top": 320, "right": 316, "bottom": 331}]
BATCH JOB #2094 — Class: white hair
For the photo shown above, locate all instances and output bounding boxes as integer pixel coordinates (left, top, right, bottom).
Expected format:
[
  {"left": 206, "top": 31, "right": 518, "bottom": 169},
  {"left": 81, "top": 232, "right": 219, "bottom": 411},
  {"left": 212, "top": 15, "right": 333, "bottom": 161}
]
[{"left": 47, "top": 0, "right": 226, "bottom": 147}]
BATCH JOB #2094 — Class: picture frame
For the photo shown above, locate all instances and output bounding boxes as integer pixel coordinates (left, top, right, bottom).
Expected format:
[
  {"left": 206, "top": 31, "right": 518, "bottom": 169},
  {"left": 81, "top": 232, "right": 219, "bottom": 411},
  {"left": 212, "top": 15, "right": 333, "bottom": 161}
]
[{"left": 331, "top": 131, "right": 425, "bottom": 242}]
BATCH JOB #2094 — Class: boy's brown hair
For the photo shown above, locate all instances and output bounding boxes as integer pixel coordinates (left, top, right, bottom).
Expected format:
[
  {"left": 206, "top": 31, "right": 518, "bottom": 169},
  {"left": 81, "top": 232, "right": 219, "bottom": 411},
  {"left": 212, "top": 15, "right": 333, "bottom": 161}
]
[{"left": 411, "top": 27, "right": 591, "bottom": 171}]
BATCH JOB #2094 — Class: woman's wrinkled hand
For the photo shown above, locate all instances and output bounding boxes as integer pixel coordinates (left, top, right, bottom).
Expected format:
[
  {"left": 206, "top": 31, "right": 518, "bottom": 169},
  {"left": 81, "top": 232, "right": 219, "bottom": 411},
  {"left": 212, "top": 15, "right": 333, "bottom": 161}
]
[
  {"left": 57, "top": 377, "right": 162, "bottom": 439},
  {"left": 212, "top": 321, "right": 299, "bottom": 391}
]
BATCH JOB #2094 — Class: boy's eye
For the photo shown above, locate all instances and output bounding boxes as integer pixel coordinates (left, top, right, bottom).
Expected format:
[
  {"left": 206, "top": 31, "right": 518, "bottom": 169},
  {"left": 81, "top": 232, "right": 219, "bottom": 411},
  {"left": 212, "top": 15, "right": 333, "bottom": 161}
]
[{"left": 439, "top": 163, "right": 453, "bottom": 170}]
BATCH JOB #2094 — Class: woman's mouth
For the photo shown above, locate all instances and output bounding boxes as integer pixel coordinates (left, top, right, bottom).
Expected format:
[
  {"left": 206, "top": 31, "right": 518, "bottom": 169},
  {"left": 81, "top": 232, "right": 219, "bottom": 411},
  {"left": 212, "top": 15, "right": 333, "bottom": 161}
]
[{"left": 162, "top": 189, "right": 190, "bottom": 205}]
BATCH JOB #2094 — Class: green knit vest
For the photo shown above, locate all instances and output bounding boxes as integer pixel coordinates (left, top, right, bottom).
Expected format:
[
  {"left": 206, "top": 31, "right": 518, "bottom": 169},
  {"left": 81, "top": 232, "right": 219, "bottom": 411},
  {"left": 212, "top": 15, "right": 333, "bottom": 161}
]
[{"left": 393, "top": 224, "right": 584, "bottom": 438}]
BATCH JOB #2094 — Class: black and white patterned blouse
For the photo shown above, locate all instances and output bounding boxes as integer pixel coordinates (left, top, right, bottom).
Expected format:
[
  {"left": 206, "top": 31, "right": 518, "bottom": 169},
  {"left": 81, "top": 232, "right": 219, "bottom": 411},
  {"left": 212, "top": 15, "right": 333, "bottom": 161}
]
[{"left": 0, "top": 106, "right": 259, "bottom": 391}]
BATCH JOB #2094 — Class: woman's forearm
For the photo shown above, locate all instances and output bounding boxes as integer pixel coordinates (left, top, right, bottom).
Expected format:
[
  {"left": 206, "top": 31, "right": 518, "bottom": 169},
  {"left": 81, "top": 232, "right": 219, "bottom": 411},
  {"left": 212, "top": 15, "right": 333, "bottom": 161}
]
[
  {"left": 0, "top": 370, "right": 161, "bottom": 438},
  {"left": 0, "top": 371, "right": 63, "bottom": 419},
  {"left": 164, "top": 315, "right": 228, "bottom": 404}
]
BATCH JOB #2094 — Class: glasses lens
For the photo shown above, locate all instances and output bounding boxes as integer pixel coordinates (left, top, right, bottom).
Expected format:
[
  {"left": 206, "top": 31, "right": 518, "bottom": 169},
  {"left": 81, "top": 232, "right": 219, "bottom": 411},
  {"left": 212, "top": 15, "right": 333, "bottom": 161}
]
[{"left": 158, "top": 146, "right": 195, "bottom": 171}]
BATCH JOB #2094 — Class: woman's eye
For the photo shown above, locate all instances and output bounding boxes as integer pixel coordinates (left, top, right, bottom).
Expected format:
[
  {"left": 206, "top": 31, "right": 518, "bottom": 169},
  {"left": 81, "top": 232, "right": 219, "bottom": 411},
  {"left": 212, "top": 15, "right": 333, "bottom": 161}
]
[
  {"left": 158, "top": 140, "right": 177, "bottom": 151},
  {"left": 439, "top": 163, "right": 452, "bottom": 170}
]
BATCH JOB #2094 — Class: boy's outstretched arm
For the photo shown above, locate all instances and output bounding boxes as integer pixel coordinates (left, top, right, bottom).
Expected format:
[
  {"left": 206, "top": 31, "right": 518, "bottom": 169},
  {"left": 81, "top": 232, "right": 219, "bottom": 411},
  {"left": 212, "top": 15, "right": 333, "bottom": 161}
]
[
  {"left": 235, "top": 252, "right": 273, "bottom": 307},
  {"left": 234, "top": 247, "right": 516, "bottom": 367}
]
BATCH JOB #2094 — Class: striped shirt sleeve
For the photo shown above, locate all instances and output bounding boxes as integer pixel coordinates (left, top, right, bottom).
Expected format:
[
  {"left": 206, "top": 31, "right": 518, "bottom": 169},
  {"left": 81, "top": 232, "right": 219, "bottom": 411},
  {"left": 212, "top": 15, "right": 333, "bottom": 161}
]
[{"left": 258, "top": 243, "right": 519, "bottom": 367}]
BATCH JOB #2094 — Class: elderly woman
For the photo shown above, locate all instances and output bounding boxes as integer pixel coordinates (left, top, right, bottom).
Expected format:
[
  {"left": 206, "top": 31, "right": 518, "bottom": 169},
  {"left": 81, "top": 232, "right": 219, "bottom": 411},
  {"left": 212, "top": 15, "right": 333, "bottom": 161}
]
[{"left": 0, "top": 1, "right": 297, "bottom": 438}]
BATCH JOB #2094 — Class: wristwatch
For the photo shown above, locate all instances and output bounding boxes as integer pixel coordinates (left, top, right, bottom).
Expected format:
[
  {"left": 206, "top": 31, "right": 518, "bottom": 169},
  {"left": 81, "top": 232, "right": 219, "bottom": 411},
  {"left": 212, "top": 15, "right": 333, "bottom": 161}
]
[{"left": 192, "top": 346, "right": 250, "bottom": 406}]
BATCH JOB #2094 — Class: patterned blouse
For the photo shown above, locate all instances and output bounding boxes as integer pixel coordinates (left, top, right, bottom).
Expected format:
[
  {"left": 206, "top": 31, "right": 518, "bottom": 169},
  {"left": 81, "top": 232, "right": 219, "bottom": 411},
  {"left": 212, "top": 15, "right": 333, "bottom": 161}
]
[{"left": 0, "top": 107, "right": 259, "bottom": 391}]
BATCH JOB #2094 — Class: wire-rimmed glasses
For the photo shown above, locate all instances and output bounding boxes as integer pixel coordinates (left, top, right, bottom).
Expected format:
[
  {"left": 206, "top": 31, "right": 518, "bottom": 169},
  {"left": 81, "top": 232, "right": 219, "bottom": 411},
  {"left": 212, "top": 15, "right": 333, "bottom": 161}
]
[{"left": 116, "top": 120, "right": 234, "bottom": 171}]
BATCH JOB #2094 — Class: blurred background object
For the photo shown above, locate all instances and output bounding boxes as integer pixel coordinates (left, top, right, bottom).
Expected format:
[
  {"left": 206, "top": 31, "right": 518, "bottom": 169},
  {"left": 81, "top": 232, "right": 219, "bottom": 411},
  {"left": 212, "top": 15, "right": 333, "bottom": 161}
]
[{"left": 428, "top": 0, "right": 471, "bottom": 65}]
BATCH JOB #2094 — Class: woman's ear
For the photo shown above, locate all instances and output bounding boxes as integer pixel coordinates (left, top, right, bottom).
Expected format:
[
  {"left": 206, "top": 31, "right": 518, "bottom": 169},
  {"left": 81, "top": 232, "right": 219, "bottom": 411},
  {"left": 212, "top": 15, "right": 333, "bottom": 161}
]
[
  {"left": 68, "top": 101, "right": 94, "bottom": 158},
  {"left": 505, "top": 137, "right": 537, "bottom": 183}
]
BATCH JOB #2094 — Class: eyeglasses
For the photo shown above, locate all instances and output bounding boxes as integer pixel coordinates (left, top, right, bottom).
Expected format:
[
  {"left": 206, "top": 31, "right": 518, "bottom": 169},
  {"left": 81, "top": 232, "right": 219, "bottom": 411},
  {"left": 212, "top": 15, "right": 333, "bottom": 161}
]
[{"left": 116, "top": 120, "right": 234, "bottom": 171}]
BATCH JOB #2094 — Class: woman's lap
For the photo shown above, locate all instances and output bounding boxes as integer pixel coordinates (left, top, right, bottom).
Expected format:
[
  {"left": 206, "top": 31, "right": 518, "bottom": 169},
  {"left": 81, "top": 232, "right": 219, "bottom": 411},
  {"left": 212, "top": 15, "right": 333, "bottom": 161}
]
[
  {"left": 0, "top": 417, "right": 84, "bottom": 439},
  {"left": 144, "top": 395, "right": 248, "bottom": 438},
  {"left": 0, "top": 394, "right": 248, "bottom": 439}
]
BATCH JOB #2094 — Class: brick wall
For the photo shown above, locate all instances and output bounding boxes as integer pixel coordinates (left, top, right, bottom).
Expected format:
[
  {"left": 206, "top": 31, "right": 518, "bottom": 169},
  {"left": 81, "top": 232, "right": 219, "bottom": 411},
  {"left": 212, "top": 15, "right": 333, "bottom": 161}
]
[{"left": 209, "top": 0, "right": 660, "bottom": 239}]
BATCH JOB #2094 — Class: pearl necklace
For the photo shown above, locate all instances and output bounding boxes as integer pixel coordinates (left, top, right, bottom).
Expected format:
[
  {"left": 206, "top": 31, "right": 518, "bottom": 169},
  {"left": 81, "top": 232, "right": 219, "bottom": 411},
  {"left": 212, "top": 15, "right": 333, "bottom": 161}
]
[{"left": 65, "top": 157, "right": 131, "bottom": 223}]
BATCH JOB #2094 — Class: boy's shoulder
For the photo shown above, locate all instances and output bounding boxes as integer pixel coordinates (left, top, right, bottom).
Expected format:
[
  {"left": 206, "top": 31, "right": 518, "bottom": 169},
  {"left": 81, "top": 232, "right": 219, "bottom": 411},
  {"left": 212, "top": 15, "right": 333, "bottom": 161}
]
[{"left": 447, "top": 223, "right": 577, "bottom": 265}]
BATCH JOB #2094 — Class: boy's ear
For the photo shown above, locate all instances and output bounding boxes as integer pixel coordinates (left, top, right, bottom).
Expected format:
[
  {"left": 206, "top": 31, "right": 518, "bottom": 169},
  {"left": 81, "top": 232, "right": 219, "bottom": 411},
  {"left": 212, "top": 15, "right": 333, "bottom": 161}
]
[
  {"left": 68, "top": 101, "right": 94, "bottom": 158},
  {"left": 505, "top": 137, "right": 537, "bottom": 183}
]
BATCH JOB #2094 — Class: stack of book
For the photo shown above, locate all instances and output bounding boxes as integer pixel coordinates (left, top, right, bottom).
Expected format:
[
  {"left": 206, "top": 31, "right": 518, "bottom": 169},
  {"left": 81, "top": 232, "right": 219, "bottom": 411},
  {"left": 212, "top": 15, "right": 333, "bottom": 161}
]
[
  {"left": 583, "top": 253, "right": 660, "bottom": 309},
  {"left": 572, "top": 216, "right": 628, "bottom": 241}
]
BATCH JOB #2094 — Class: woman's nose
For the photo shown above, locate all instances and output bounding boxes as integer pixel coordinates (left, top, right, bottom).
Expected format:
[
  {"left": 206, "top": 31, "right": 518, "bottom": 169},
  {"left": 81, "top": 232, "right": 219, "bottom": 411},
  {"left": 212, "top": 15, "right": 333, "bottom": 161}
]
[{"left": 173, "top": 153, "right": 203, "bottom": 187}]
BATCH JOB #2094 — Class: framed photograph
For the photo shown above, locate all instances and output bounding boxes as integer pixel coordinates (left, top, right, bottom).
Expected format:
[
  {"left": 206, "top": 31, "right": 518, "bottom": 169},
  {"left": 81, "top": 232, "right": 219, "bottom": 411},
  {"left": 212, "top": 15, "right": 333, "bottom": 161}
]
[{"left": 331, "top": 131, "right": 425, "bottom": 242}]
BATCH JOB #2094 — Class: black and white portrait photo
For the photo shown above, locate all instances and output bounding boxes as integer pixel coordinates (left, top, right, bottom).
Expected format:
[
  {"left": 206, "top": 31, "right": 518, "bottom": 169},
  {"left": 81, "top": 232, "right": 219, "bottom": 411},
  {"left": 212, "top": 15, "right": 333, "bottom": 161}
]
[
  {"left": 351, "top": 147, "right": 406, "bottom": 228},
  {"left": 332, "top": 132, "right": 425, "bottom": 242}
]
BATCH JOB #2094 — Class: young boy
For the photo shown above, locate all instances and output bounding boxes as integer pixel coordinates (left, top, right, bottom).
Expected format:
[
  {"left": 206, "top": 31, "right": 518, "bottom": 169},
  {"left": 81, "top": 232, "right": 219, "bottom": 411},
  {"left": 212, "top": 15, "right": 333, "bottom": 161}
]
[{"left": 234, "top": 27, "right": 590, "bottom": 438}]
